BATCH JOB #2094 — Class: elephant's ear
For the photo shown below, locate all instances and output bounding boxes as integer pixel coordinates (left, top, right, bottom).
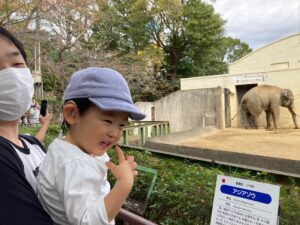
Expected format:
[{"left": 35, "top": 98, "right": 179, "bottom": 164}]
[
  {"left": 281, "top": 90, "right": 288, "bottom": 100},
  {"left": 287, "top": 89, "right": 294, "bottom": 97},
  {"left": 282, "top": 89, "right": 293, "bottom": 98},
  {"left": 281, "top": 89, "right": 294, "bottom": 106}
]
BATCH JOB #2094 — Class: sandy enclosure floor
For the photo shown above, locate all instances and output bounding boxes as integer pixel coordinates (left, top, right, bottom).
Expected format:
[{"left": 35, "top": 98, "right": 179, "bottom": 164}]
[{"left": 180, "top": 128, "right": 300, "bottom": 161}]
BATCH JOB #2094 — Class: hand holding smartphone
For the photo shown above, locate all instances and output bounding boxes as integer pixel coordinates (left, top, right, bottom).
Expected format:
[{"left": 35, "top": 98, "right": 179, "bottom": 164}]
[{"left": 40, "top": 100, "right": 48, "bottom": 117}]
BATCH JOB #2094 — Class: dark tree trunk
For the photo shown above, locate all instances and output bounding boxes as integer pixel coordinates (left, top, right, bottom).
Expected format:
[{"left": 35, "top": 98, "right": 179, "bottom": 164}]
[{"left": 168, "top": 50, "right": 177, "bottom": 80}]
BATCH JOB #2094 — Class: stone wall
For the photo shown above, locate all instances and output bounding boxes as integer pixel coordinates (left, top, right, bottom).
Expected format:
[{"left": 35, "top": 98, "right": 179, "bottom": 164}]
[{"left": 136, "top": 87, "right": 224, "bottom": 132}]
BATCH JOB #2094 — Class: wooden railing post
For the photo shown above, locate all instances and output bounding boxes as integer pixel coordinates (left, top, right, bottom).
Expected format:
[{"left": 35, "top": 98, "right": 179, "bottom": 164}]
[
  {"left": 123, "top": 129, "right": 129, "bottom": 145},
  {"left": 138, "top": 127, "right": 146, "bottom": 146},
  {"left": 167, "top": 123, "right": 170, "bottom": 134},
  {"left": 151, "top": 125, "right": 157, "bottom": 137}
]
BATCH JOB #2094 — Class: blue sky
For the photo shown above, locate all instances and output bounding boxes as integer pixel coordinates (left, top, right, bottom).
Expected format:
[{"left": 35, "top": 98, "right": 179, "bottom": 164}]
[{"left": 206, "top": 0, "right": 300, "bottom": 50}]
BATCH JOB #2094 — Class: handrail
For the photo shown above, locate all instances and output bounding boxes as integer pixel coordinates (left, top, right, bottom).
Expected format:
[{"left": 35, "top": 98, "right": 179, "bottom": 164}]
[
  {"left": 117, "top": 208, "right": 157, "bottom": 225},
  {"left": 125, "top": 121, "right": 169, "bottom": 129},
  {"left": 123, "top": 166, "right": 158, "bottom": 216},
  {"left": 137, "top": 166, "right": 157, "bottom": 201},
  {"left": 122, "top": 121, "right": 170, "bottom": 146}
]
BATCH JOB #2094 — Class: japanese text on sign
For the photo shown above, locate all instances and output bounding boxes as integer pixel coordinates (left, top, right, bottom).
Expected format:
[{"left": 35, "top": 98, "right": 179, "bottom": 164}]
[{"left": 234, "top": 74, "right": 267, "bottom": 85}]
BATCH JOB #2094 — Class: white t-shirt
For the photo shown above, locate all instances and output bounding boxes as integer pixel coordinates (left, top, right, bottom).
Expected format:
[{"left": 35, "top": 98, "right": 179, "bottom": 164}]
[
  {"left": 29, "top": 105, "right": 40, "bottom": 124},
  {"left": 37, "top": 138, "right": 114, "bottom": 225},
  {"left": 15, "top": 137, "right": 47, "bottom": 193}
]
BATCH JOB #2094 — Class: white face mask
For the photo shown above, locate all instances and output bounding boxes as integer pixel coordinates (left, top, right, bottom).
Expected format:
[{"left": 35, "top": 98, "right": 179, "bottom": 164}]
[{"left": 0, "top": 68, "right": 34, "bottom": 121}]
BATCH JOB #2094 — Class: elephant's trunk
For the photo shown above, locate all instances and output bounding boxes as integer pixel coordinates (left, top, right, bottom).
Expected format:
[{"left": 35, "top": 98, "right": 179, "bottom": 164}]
[
  {"left": 288, "top": 107, "right": 299, "bottom": 129},
  {"left": 294, "top": 111, "right": 300, "bottom": 117}
]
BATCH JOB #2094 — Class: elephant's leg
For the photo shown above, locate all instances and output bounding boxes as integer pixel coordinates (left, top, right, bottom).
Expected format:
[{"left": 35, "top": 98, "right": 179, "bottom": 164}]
[
  {"left": 271, "top": 107, "right": 280, "bottom": 129},
  {"left": 253, "top": 115, "right": 260, "bottom": 129},
  {"left": 288, "top": 107, "right": 299, "bottom": 129},
  {"left": 244, "top": 101, "right": 261, "bottom": 129},
  {"left": 244, "top": 112, "right": 251, "bottom": 129},
  {"left": 265, "top": 110, "right": 271, "bottom": 129}
]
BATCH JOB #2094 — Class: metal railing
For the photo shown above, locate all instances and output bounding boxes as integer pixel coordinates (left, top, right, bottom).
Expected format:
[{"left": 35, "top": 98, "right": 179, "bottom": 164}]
[
  {"left": 122, "top": 121, "right": 170, "bottom": 146},
  {"left": 123, "top": 166, "right": 158, "bottom": 216},
  {"left": 117, "top": 208, "right": 157, "bottom": 225}
]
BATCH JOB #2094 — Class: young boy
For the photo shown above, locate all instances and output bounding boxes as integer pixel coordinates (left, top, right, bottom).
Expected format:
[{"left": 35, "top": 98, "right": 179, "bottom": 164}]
[{"left": 37, "top": 67, "right": 146, "bottom": 225}]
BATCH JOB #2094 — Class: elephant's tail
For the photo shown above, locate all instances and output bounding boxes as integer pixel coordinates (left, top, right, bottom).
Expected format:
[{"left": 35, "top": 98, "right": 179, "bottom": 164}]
[
  {"left": 231, "top": 111, "right": 239, "bottom": 120},
  {"left": 231, "top": 100, "right": 245, "bottom": 120}
]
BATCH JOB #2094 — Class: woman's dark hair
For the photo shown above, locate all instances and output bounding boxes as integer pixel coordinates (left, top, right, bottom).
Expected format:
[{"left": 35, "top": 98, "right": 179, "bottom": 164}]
[{"left": 0, "top": 26, "right": 27, "bottom": 63}]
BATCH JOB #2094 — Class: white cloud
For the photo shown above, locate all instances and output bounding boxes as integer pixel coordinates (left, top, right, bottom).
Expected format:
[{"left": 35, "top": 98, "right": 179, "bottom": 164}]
[{"left": 209, "top": 0, "right": 300, "bottom": 49}]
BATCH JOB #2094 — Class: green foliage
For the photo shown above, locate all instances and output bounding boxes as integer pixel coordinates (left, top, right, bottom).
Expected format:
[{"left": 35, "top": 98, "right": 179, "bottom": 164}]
[
  {"left": 92, "top": 0, "right": 150, "bottom": 53},
  {"left": 20, "top": 124, "right": 60, "bottom": 148},
  {"left": 91, "top": 0, "right": 252, "bottom": 80},
  {"left": 42, "top": 73, "right": 57, "bottom": 92},
  {"left": 220, "top": 37, "right": 253, "bottom": 63},
  {"left": 2, "top": 0, "right": 254, "bottom": 104},
  {"left": 108, "top": 148, "right": 300, "bottom": 225}
]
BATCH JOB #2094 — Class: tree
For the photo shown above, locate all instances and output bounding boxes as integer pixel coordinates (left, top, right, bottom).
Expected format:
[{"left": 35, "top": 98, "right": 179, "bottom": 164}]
[
  {"left": 0, "top": 0, "right": 38, "bottom": 27},
  {"left": 221, "top": 37, "right": 252, "bottom": 63},
  {"left": 146, "top": 0, "right": 225, "bottom": 79},
  {"left": 36, "top": 0, "right": 100, "bottom": 121},
  {"left": 1, "top": 0, "right": 253, "bottom": 104},
  {"left": 92, "top": 0, "right": 150, "bottom": 53},
  {"left": 89, "top": 0, "right": 252, "bottom": 99}
]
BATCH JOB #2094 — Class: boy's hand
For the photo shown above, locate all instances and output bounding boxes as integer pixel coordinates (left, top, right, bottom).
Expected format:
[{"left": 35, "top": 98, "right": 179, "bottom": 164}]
[
  {"left": 104, "top": 146, "right": 138, "bottom": 221},
  {"left": 105, "top": 146, "right": 138, "bottom": 186}
]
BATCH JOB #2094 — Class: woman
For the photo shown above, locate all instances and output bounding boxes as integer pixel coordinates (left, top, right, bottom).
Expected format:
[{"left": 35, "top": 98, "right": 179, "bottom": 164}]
[
  {"left": 0, "top": 26, "right": 53, "bottom": 225},
  {"left": 29, "top": 97, "right": 41, "bottom": 126}
]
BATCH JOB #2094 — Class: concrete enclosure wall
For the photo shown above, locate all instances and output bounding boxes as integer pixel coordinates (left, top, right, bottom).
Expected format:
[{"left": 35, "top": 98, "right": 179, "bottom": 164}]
[
  {"left": 136, "top": 87, "right": 224, "bottom": 133},
  {"left": 134, "top": 102, "right": 154, "bottom": 121}
]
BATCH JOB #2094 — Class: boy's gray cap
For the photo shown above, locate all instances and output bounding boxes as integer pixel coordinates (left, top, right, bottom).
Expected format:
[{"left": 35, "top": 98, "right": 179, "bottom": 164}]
[{"left": 64, "top": 67, "right": 146, "bottom": 120}]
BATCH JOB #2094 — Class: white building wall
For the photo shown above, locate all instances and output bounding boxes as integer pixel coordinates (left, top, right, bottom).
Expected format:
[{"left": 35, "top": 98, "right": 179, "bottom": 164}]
[
  {"left": 135, "top": 102, "right": 154, "bottom": 121},
  {"left": 229, "top": 33, "right": 300, "bottom": 74}
]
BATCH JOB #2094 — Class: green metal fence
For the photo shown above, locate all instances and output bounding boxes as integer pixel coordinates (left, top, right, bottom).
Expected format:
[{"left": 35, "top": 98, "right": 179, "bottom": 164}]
[{"left": 121, "top": 121, "right": 170, "bottom": 147}]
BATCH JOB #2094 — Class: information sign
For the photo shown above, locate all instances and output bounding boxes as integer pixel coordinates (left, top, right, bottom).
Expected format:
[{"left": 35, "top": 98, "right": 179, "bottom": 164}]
[
  {"left": 210, "top": 175, "right": 280, "bottom": 225},
  {"left": 234, "top": 74, "right": 267, "bottom": 84}
]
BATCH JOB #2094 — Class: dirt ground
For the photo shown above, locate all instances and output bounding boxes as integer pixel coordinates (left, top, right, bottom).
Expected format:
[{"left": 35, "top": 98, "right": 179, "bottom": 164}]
[{"left": 180, "top": 128, "right": 300, "bottom": 161}]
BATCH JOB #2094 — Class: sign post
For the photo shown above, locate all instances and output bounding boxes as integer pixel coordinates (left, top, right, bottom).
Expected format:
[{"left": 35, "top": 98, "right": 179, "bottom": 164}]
[{"left": 210, "top": 175, "right": 280, "bottom": 225}]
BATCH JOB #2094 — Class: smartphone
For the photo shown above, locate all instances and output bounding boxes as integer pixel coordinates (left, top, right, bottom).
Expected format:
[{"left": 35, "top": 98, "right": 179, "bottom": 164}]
[{"left": 40, "top": 100, "right": 48, "bottom": 117}]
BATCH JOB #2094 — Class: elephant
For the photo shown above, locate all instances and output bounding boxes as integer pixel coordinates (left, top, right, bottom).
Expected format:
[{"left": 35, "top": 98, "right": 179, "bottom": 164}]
[{"left": 238, "top": 85, "right": 299, "bottom": 129}]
